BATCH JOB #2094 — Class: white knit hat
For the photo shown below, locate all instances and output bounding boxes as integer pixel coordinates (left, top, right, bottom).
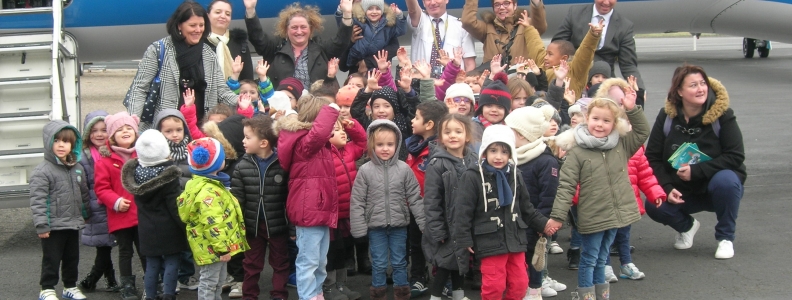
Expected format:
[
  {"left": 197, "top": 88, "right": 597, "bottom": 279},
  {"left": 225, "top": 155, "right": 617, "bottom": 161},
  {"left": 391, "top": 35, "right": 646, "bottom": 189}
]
[
  {"left": 136, "top": 130, "right": 171, "bottom": 167},
  {"left": 361, "top": 0, "right": 385, "bottom": 11},
  {"left": 505, "top": 107, "right": 549, "bottom": 143},
  {"left": 269, "top": 91, "right": 293, "bottom": 113},
  {"left": 479, "top": 124, "right": 517, "bottom": 161},
  {"left": 445, "top": 83, "right": 476, "bottom": 105}
]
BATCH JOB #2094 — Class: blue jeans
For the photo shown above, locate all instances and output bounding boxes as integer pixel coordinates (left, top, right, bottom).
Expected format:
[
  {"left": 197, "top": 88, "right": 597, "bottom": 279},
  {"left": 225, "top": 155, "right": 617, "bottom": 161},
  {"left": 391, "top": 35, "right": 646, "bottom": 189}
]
[
  {"left": 295, "top": 226, "right": 330, "bottom": 300},
  {"left": 605, "top": 226, "right": 632, "bottom": 265},
  {"left": 579, "top": 229, "right": 617, "bottom": 288},
  {"left": 145, "top": 253, "right": 180, "bottom": 297},
  {"left": 569, "top": 207, "right": 582, "bottom": 249},
  {"left": 369, "top": 226, "right": 408, "bottom": 288},
  {"left": 645, "top": 170, "right": 743, "bottom": 241}
]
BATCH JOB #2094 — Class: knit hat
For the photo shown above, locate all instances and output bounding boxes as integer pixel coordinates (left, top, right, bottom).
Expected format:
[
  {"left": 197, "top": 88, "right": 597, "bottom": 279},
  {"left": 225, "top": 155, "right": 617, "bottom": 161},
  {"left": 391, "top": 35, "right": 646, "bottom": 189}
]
[
  {"left": 479, "top": 124, "right": 517, "bottom": 161},
  {"left": 505, "top": 107, "right": 549, "bottom": 143},
  {"left": 269, "top": 91, "right": 293, "bottom": 113},
  {"left": 445, "top": 83, "right": 475, "bottom": 104},
  {"left": 477, "top": 72, "right": 512, "bottom": 116},
  {"left": 82, "top": 110, "right": 108, "bottom": 147},
  {"left": 568, "top": 97, "right": 593, "bottom": 116},
  {"left": 588, "top": 61, "right": 612, "bottom": 83},
  {"left": 105, "top": 111, "right": 140, "bottom": 136},
  {"left": 587, "top": 83, "right": 603, "bottom": 98},
  {"left": 187, "top": 137, "right": 226, "bottom": 175},
  {"left": 361, "top": 0, "right": 384, "bottom": 11},
  {"left": 370, "top": 86, "right": 399, "bottom": 108},
  {"left": 336, "top": 85, "right": 359, "bottom": 107},
  {"left": 201, "top": 114, "right": 244, "bottom": 161},
  {"left": 136, "top": 130, "right": 171, "bottom": 167},
  {"left": 277, "top": 77, "right": 304, "bottom": 99},
  {"left": 532, "top": 101, "right": 562, "bottom": 125}
]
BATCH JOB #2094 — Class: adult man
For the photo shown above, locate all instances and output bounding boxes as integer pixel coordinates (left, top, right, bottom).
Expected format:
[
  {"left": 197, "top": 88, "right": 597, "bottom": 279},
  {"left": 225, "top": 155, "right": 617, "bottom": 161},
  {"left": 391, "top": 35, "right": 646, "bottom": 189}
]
[
  {"left": 552, "top": 0, "right": 644, "bottom": 88},
  {"left": 406, "top": 0, "right": 477, "bottom": 75}
]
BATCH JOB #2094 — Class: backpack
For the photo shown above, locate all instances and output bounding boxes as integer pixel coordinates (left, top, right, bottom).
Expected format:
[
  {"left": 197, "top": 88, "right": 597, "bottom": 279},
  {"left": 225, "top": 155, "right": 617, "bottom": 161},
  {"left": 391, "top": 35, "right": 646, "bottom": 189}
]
[{"left": 663, "top": 115, "right": 720, "bottom": 138}]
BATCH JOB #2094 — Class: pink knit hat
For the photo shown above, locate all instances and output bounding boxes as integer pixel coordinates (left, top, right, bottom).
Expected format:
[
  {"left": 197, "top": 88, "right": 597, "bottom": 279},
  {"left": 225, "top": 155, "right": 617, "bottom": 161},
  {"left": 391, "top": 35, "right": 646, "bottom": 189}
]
[{"left": 105, "top": 111, "right": 140, "bottom": 135}]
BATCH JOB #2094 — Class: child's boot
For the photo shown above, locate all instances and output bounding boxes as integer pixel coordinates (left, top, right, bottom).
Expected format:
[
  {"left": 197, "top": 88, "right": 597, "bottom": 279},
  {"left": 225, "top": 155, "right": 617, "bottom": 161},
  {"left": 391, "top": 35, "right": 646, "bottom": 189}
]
[
  {"left": 571, "top": 286, "right": 595, "bottom": 300},
  {"left": 336, "top": 268, "right": 361, "bottom": 300},
  {"left": 369, "top": 286, "right": 388, "bottom": 300},
  {"left": 78, "top": 269, "right": 101, "bottom": 292},
  {"left": 323, "top": 270, "right": 349, "bottom": 300},
  {"left": 595, "top": 283, "right": 610, "bottom": 300},
  {"left": 120, "top": 275, "right": 139, "bottom": 300},
  {"left": 394, "top": 285, "right": 411, "bottom": 300},
  {"left": 104, "top": 268, "right": 121, "bottom": 292},
  {"left": 567, "top": 248, "right": 580, "bottom": 270}
]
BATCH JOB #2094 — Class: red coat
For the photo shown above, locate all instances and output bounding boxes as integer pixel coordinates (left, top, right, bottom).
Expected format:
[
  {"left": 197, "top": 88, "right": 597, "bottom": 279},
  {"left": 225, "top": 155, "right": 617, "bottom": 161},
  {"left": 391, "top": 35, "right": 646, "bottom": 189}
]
[
  {"left": 628, "top": 146, "right": 666, "bottom": 215},
  {"left": 406, "top": 145, "right": 431, "bottom": 197},
  {"left": 332, "top": 119, "right": 367, "bottom": 220},
  {"left": 94, "top": 149, "right": 138, "bottom": 233},
  {"left": 277, "top": 106, "right": 340, "bottom": 228}
]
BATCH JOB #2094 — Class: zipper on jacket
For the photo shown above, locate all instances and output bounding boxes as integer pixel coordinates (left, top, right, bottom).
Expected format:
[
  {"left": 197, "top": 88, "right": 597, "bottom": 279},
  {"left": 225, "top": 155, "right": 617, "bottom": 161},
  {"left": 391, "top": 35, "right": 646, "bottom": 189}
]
[
  {"left": 251, "top": 156, "right": 271, "bottom": 238},
  {"left": 602, "top": 152, "right": 623, "bottom": 224},
  {"left": 384, "top": 164, "right": 391, "bottom": 226}
]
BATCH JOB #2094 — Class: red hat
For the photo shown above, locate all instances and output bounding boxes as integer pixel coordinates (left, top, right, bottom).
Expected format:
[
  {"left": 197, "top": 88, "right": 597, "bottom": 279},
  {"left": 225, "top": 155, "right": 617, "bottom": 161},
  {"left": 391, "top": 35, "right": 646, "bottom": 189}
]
[
  {"left": 336, "top": 85, "right": 359, "bottom": 107},
  {"left": 277, "top": 77, "right": 304, "bottom": 99}
]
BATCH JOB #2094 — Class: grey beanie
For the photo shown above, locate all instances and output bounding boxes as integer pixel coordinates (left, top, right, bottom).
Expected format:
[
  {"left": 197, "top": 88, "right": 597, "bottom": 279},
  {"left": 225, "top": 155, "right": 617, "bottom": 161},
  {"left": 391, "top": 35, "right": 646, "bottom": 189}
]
[{"left": 588, "top": 61, "right": 612, "bottom": 83}]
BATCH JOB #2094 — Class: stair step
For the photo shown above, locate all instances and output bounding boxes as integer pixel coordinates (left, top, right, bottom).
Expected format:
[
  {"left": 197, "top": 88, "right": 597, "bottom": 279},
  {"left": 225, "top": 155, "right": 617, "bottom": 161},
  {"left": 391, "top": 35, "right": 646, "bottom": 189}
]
[
  {"left": 0, "top": 76, "right": 50, "bottom": 86},
  {"left": 0, "top": 44, "right": 51, "bottom": 53},
  {"left": 0, "top": 111, "right": 50, "bottom": 119},
  {"left": 0, "top": 7, "right": 53, "bottom": 16},
  {"left": 0, "top": 149, "right": 44, "bottom": 157},
  {"left": 0, "top": 114, "right": 49, "bottom": 122}
]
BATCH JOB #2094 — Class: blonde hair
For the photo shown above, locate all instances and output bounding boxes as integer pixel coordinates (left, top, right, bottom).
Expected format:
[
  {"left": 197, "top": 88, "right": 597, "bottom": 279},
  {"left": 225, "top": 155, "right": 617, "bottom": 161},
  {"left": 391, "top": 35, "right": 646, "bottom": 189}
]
[
  {"left": 297, "top": 94, "right": 331, "bottom": 123},
  {"left": 276, "top": 3, "right": 324, "bottom": 39},
  {"left": 586, "top": 97, "right": 625, "bottom": 121},
  {"left": 367, "top": 125, "right": 399, "bottom": 158}
]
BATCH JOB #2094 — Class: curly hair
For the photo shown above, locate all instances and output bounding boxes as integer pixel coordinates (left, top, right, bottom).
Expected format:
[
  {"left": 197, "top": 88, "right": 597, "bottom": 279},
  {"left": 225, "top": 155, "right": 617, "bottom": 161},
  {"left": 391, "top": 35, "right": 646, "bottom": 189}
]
[{"left": 276, "top": 3, "right": 324, "bottom": 39}]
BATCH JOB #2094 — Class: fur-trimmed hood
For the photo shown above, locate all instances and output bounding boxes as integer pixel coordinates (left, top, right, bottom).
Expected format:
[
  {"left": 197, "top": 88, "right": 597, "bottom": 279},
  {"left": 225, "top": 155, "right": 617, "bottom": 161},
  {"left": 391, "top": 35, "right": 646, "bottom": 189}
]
[
  {"left": 480, "top": 8, "right": 528, "bottom": 31},
  {"left": 554, "top": 119, "right": 630, "bottom": 151},
  {"left": 352, "top": 2, "right": 398, "bottom": 27},
  {"left": 121, "top": 158, "right": 182, "bottom": 196},
  {"left": 594, "top": 78, "right": 631, "bottom": 101},
  {"left": 274, "top": 114, "right": 313, "bottom": 133},
  {"left": 664, "top": 78, "right": 729, "bottom": 126}
]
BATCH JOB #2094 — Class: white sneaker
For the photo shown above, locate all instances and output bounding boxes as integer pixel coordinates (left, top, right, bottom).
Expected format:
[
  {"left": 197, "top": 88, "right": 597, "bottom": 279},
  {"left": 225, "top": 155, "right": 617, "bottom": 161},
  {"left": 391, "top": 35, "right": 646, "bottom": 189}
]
[
  {"left": 62, "top": 287, "right": 87, "bottom": 300},
  {"left": 548, "top": 241, "right": 564, "bottom": 254},
  {"left": 525, "top": 287, "right": 544, "bottom": 299},
  {"left": 221, "top": 276, "right": 236, "bottom": 291},
  {"left": 541, "top": 285, "right": 557, "bottom": 297},
  {"left": 604, "top": 265, "right": 618, "bottom": 283},
  {"left": 619, "top": 263, "right": 646, "bottom": 280},
  {"left": 228, "top": 282, "right": 243, "bottom": 298},
  {"left": 674, "top": 219, "right": 700, "bottom": 249},
  {"left": 544, "top": 276, "right": 567, "bottom": 292},
  {"left": 179, "top": 276, "right": 199, "bottom": 290},
  {"left": 39, "top": 289, "right": 58, "bottom": 300},
  {"left": 715, "top": 240, "right": 734, "bottom": 259}
]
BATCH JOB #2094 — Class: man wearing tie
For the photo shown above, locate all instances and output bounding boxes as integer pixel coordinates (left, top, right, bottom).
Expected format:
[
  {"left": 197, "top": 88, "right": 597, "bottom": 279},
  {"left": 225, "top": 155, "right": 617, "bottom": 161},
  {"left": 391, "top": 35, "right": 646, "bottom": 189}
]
[
  {"left": 406, "top": 0, "right": 478, "bottom": 78},
  {"left": 552, "top": 0, "right": 644, "bottom": 89}
]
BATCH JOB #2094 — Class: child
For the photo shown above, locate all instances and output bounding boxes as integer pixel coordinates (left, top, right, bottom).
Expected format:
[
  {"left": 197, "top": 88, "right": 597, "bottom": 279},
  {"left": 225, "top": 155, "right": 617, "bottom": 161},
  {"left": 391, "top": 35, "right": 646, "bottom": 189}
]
[
  {"left": 585, "top": 61, "right": 611, "bottom": 97},
  {"left": 77, "top": 110, "right": 121, "bottom": 293},
  {"left": 326, "top": 118, "right": 367, "bottom": 300},
  {"left": 444, "top": 83, "right": 476, "bottom": 117},
  {"left": 350, "top": 119, "right": 425, "bottom": 300},
  {"left": 276, "top": 77, "right": 305, "bottom": 111},
  {"left": 154, "top": 109, "right": 194, "bottom": 186},
  {"left": 454, "top": 125, "right": 554, "bottom": 300},
  {"left": 508, "top": 77, "right": 534, "bottom": 111},
  {"left": 276, "top": 95, "right": 341, "bottom": 300},
  {"left": 546, "top": 91, "right": 648, "bottom": 299},
  {"left": 94, "top": 111, "right": 144, "bottom": 300},
  {"left": 568, "top": 98, "right": 592, "bottom": 129},
  {"left": 31, "top": 120, "right": 90, "bottom": 300},
  {"left": 121, "top": 130, "right": 189, "bottom": 300},
  {"left": 344, "top": 73, "right": 366, "bottom": 89},
  {"left": 231, "top": 116, "right": 291, "bottom": 300},
  {"left": 178, "top": 137, "right": 249, "bottom": 300},
  {"left": 346, "top": 0, "right": 407, "bottom": 70},
  {"left": 472, "top": 73, "right": 512, "bottom": 156},
  {"left": 206, "top": 104, "right": 235, "bottom": 123},
  {"left": 227, "top": 59, "right": 275, "bottom": 115},
  {"left": 422, "top": 114, "right": 477, "bottom": 300},
  {"left": 336, "top": 85, "right": 360, "bottom": 120}
]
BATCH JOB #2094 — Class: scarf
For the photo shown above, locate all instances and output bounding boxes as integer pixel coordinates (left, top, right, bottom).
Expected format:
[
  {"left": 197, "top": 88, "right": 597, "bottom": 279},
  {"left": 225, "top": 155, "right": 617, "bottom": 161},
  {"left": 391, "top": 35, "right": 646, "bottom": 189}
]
[
  {"left": 406, "top": 135, "right": 436, "bottom": 156},
  {"left": 168, "top": 138, "right": 189, "bottom": 162},
  {"left": 90, "top": 146, "right": 102, "bottom": 164},
  {"left": 135, "top": 164, "right": 166, "bottom": 185},
  {"left": 174, "top": 38, "right": 207, "bottom": 119},
  {"left": 482, "top": 161, "right": 513, "bottom": 208},
  {"left": 110, "top": 145, "right": 136, "bottom": 162},
  {"left": 293, "top": 47, "right": 310, "bottom": 90},
  {"left": 207, "top": 31, "right": 234, "bottom": 80},
  {"left": 573, "top": 124, "right": 620, "bottom": 150},
  {"left": 515, "top": 138, "right": 547, "bottom": 165},
  {"left": 205, "top": 172, "right": 231, "bottom": 188},
  {"left": 477, "top": 115, "right": 503, "bottom": 128}
]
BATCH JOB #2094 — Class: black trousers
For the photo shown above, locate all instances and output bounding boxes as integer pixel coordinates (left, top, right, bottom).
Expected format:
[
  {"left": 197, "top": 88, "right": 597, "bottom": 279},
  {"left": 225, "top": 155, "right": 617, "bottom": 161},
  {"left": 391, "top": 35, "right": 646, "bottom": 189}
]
[
  {"left": 90, "top": 246, "right": 114, "bottom": 275},
  {"left": 115, "top": 226, "right": 146, "bottom": 276},
  {"left": 430, "top": 267, "right": 464, "bottom": 297},
  {"left": 327, "top": 235, "right": 353, "bottom": 271},
  {"left": 408, "top": 214, "right": 426, "bottom": 282},
  {"left": 40, "top": 230, "right": 80, "bottom": 289},
  {"left": 227, "top": 252, "right": 245, "bottom": 282}
]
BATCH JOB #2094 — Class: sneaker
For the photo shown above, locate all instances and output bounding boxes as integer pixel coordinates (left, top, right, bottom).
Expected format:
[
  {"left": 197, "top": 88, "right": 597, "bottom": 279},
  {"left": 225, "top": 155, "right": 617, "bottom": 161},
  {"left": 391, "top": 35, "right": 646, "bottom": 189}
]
[
  {"left": 410, "top": 280, "right": 428, "bottom": 298},
  {"left": 442, "top": 280, "right": 452, "bottom": 299},
  {"left": 715, "top": 240, "right": 734, "bottom": 259},
  {"left": 287, "top": 272, "right": 297, "bottom": 288},
  {"left": 548, "top": 241, "right": 564, "bottom": 254},
  {"left": 229, "top": 282, "right": 243, "bottom": 298},
  {"left": 544, "top": 276, "right": 566, "bottom": 292},
  {"left": 604, "top": 265, "right": 618, "bottom": 283},
  {"left": 178, "top": 276, "right": 199, "bottom": 291},
  {"left": 62, "top": 287, "right": 87, "bottom": 300},
  {"left": 523, "top": 287, "right": 542, "bottom": 300},
  {"left": 541, "top": 285, "right": 557, "bottom": 297},
  {"left": 674, "top": 219, "right": 700, "bottom": 249},
  {"left": 39, "top": 289, "right": 58, "bottom": 300},
  {"left": 221, "top": 276, "right": 236, "bottom": 292},
  {"left": 619, "top": 263, "right": 645, "bottom": 280}
]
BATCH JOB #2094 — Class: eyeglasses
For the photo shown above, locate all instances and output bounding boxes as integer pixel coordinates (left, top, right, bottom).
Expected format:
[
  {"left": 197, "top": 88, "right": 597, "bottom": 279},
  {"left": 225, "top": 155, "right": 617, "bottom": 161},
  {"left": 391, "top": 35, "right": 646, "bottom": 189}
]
[
  {"left": 453, "top": 97, "right": 472, "bottom": 104},
  {"left": 493, "top": 1, "right": 512, "bottom": 8}
]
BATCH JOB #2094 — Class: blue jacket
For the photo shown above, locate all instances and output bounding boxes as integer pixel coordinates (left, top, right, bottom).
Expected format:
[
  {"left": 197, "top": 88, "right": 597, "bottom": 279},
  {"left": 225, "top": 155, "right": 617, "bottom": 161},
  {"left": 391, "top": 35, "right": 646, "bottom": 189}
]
[
  {"left": 345, "top": 13, "right": 407, "bottom": 67},
  {"left": 516, "top": 147, "right": 560, "bottom": 217}
]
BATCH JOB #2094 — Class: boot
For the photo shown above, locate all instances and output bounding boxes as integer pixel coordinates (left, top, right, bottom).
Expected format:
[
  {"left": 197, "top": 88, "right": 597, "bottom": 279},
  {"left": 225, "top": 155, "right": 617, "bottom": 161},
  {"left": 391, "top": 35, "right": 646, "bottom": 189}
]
[
  {"left": 394, "top": 285, "right": 411, "bottom": 300},
  {"left": 567, "top": 248, "right": 581, "bottom": 270},
  {"left": 323, "top": 271, "right": 349, "bottom": 300},
  {"left": 594, "top": 283, "right": 609, "bottom": 300},
  {"left": 336, "top": 268, "right": 361, "bottom": 300},
  {"left": 119, "top": 275, "right": 139, "bottom": 300},
  {"left": 345, "top": 256, "right": 357, "bottom": 276},
  {"left": 571, "top": 286, "right": 595, "bottom": 300},
  {"left": 103, "top": 268, "right": 121, "bottom": 292},
  {"left": 355, "top": 241, "right": 371, "bottom": 275},
  {"left": 369, "top": 286, "right": 387, "bottom": 300},
  {"left": 78, "top": 270, "right": 102, "bottom": 292}
]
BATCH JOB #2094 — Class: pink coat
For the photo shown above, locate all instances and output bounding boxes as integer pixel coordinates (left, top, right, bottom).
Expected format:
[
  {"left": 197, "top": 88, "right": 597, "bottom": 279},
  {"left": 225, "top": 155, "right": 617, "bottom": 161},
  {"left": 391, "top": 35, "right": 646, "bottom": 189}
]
[
  {"left": 331, "top": 119, "right": 367, "bottom": 220},
  {"left": 628, "top": 146, "right": 666, "bottom": 214},
  {"left": 94, "top": 149, "right": 138, "bottom": 233}
]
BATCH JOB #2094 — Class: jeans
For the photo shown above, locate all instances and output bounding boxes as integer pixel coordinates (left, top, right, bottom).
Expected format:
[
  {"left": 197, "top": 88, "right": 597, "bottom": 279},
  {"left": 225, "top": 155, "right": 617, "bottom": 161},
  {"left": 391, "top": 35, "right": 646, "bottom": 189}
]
[
  {"left": 145, "top": 253, "right": 180, "bottom": 297},
  {"left": 480, "top": 252, "right": 527, "bottom": 300},
  {"left": 243, "top": 221, "right": 290, "bottom": 300},
  {"left": 198, "top": 261, "right": 227, "bottom": 300},
  {"left": 579, "top": 229, "right": 617, "bottom": 288},
  {"left": 40, "top": 230, "right": 80, "bottom": 289},
  {"left": 369, "top": 226, "right": 408, "bottom": 288},
  {"left": 115, "top": 226, "right": 146, "bottom": 276},
  {"left": 178, "top": 250, "right": 195, "bottom": 284},
  {"left": 606, "top": 226, "right": 632, "bottom": 265},
  {"left": 645, "top": 170, "right": 743, "bottom": 241},
  {"left": 295, "top": 226, "right": 330, "bottom": 300}
]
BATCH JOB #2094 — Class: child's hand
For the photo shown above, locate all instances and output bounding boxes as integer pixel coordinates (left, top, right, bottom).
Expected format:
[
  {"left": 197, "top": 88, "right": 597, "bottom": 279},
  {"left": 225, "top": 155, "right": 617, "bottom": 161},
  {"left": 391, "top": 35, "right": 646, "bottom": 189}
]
[
  {"left": 622, "top": 86, "right": 637, "bottom": 110},
  {"left": 327, "top": 57, "right": 340, "bottom": 78},
  {"left": 118, "top": 198, "right": 131, "bottom": 212},
  {"left": 255, "top": 59, "right": 269, "bottom": 80},
  {"left": 374, "top": 49, "right": 390, "bottom": 72},
  {"left": 351, "top": 25, "right": 363, "bottom": 42},
  {"left": 467, "top": 247, "right": 474, "bottom": 254},
  {"left": 231, "top": 56, "right": 243, "bottom": 80},
  {"left": 437, "top": 49, "right": 450, "bottom": 67},
  {"left": 366, "top": 69, "right": 382, "bottom": 92},
  {"left": 628, "top": 75, "right": 639, "bottom": 91},
  {"left": 219, "top": 254, "right": 231, "bottom": 262},
  {"left": 589, "top": 17, "right": 605, "bottom": 37},
  {"left": 456, "top": 69, "right": 467, "bottom": 84},
  {"left": 238, "top": 93, "right": 252, "bottom": 110},
  {"left": 667, "top": 189, "right": 684, "bottom": 205},
  {"left": 396, "top": 47, "right": 411, "bottom": 69},
  {"left": 676, "top": 165, "right": 691, "bottom": 181},
  {"left": 390, "top": 3, "right": 402, "bottom": 16},
  {"left": 527, "top": 59, "right": 540, "bottom": 74},
  {"left": 478, "top": 69, "right": 490, "bottom": 86},
  {"left": 183, "top": 89, "right": 195, "bottom": 107},
  {"left": 341, "top": 119, "right": 355, "bottom": 129},
  {"left": 413, "top": 60, "right": 432, "bottom": 80},
  {"left": 563, "top": 85, "right": 576, "bottom": 105},
  {"left": 398, "top": 65, "right": 413, "bottom": 91},
  {"left": 517, "top": 10, "right": 531, "bottom": 28},
  {"left": 554, "top": 59, "right": 569, "bottom": 85},
  {"left": 257, "top": 99, "right": 267, "bottom": 113},
  {"left": 490, "top": 54, "right": 507, "bottom": 76},
  {"left": 653, "top": 198, "right": 663, "bottom": 208},
  {"left": 271, "top": 109, "right": 284, "bottom": 120},
  {"left": 339, "top": 0, "right": 353, "bottom": 14},
  {"left": 545, "top": 219, "right": 563, "bottom": 236},
  {"left": 452, "top": 47, "right": 464, "bottom": 67},
  {"left": 38, "top": 232, "right": 50, "bottom": 239},
  {"left": 434, "top": 79, "right": 445, "bottom": 87},
  {"left": 513, "top": 56, "right": 527, "bottom": 66},
  {"left": 444, "top": 96, "right": 459, "bottom": 114}
]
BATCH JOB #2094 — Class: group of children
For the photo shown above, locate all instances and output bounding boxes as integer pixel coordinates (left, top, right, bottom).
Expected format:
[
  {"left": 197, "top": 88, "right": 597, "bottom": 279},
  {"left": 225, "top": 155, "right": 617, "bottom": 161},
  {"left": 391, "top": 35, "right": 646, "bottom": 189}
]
[{"left": 31, "top": 2, "right": 669, "bottom": 300}]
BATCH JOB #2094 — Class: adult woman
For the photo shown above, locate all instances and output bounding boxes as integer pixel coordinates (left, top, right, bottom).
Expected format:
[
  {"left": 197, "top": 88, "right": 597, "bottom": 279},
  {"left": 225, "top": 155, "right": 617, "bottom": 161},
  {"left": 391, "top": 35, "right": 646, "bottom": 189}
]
[
  {"left": 206, "top": 0, "right": 254, "bottom": 81},
  {"left": 126, "top": 1, "right": 238, "bottom": 130},
  {"left": 644, "top": 65, "right": 746, "bottom": 260},
  {"left": 462, "top": 0, "right": 546, "bottom": 68},
  {"left": 243, "top": 0, "right": 354, "bottom": 89}
]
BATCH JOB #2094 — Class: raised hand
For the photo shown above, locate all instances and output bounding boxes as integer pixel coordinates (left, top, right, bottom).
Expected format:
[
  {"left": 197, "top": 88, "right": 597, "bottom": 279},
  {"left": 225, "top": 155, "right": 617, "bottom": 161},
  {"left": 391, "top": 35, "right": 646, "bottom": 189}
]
[
  {"left": 413, "top": 60, "right": 432, "bottom": 79},
  {"left": 243, "top": 0, "right": 258, "bottom": 17},
  {"left": 398, "top": 66, "right": 413, "bottom": 91},
  {"left": 341, "top": 118, "right": 355, "bottom": 129},
  {"left": 351, "top": 25, "right": 363, "bottom": 42},
  {"left": 374, "top": 49, "right": 390, "bottom": 72},
  {"left": 437, "top": 49, "right": 451, "bottom": 67},
  {"left": 456, "top": 69, "right": 467, "bottom": 83},
  {"left": 621, "top": 86, "right": 637, "bottom": 110},
  {"left": 232, "top": 56, "right": 244, "bottom": 80},
  {"left": 589, "top": 18, "right": 605, "bottom": 37},
  {"left": 563, "top": 85, "right": 576, "bottom": 105},
  {"left": 444, "top": 96, "right": 459, "bottom": 114},
  {"left": 327, "top": 57, "right": 340, "bottom": 78},
  {"left": 490, "top": 54, "right": 507, "bottom": 76},
  {"left": 527, "top": 59, "right": 540, "bottom": 74},
  {"left": 396, "top": 47, "right": 411, "bottom": 68},
  {"left": 366, "top": 69, "right": 382, "bottom": 92},
  {"left": 390, "top": 3, "right": 402, "bottom": 16},
  {"left": 255, "top": 59, "right": 270, "bottom": 80},
  {"left": 238, "top": 93, "right": 252, "bottom": 110},
  {"left": 513, "top": 56, "right": 527, "bottom": 66},
  {"left": 517, "top": 10, "right": 531, "bottom": 28},
  {"left": 434, "top": 79, "right": 445, "bottom": 87},
  {"left": 339, "top": 0, "right": 353, "bottom": 14},
  {"left": 183, "top": 88, "right": 195, "bottom": 107},
  {"left": 554, "top": 59, "right": 569, "bottom": 85},
  {"left": 628, "top": 75, "right": 639, "bottom": 91},
  {"left": 478, "top": 69, "right": 491, "bottom": 86},
  {"left": 452, "top": 47, "right": 464, "bottom": 67}
]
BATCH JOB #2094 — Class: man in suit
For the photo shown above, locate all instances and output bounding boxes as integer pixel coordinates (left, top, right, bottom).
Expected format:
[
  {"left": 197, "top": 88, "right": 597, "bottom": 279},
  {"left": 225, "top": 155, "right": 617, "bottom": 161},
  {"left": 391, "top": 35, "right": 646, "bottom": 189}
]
[{"left": 552, "top": 0, "right": 644, "bottom": 89}]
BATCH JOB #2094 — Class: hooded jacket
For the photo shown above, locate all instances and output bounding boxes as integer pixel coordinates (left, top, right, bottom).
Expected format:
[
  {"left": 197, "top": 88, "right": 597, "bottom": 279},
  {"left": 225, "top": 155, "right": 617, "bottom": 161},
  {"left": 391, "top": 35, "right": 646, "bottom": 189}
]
[
  {"left": 461, "top": 0, "right": 547, "bottom": 65},
  {"left": 347, "top": 4, "right": 407, "bottom": 67},
  {"left": 332, "top": 119, "right": 368, "bottom": 220},
  {"left": 94, "top": 141, "right": 138, "bottom": 233},
  {"left": 231, "top": 152, "right": 290, "bottom": 238},
  {"left": 79, "top": 111, "right": 116, "bottom": 247},
  {"left": 153, "top": 108, "right": 194, "bottom": 187},
  {"left": 276, "top": 105, "right": 340, "bottom": 228},
  {"left": 645, "top": 78, "right": 746, "bottom": 196},
  {"left": 350, "top": 120, "right": 425, "bottom": 238},
  {"left": 121, "top": 159, "right": 189, "bottom": 256},
  {"left": 628, "top": 146, "right": 666, "bottom": 215},
  {"left": 30, "top": 121, "right": 90, "bottom": 234},
  {"left": 549, "top": 106, "right": 649, "bottom": 234}
]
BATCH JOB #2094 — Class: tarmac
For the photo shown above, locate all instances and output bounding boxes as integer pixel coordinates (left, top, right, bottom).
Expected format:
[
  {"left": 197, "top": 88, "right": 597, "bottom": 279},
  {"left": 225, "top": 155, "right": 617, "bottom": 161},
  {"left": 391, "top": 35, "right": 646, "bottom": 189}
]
[{"left": 1, "top": 36, "right": 791, "bottom": 299}]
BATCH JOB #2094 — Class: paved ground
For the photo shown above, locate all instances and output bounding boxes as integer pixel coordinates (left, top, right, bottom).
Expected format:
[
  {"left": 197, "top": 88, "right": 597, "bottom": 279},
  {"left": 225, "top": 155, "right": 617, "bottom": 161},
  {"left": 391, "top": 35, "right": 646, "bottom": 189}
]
[{"left": 1, "top": 37, "right": 790, "bottom": 299}]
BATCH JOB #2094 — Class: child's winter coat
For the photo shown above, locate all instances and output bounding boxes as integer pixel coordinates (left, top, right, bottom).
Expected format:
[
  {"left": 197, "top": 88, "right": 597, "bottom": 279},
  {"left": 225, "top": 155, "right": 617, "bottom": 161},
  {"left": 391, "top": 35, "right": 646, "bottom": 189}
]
[
  {"left": 226, "top": 76, "right": 275, "bottom": 116},
  {"left": 79, "top": 111, "right": 115, "bottom": 247},
  {"left": 332, "top": 119, "right": 368, "bottom": 220},
  {"left": 231, "top": 152, "right": 290, "bottom": 238},
  {"left": 628, "top": 146, "right": 666, "bottom": 215},
  {"left": 153, "top": 109, "right": 194, "bottom": 187},
  {"left": 517, "top": 146, "right": 560, "bottom": 217},
  {"left": 346, "top": 4, "right": 407, "bottom": 68},
  {"left": 94, "top": 143, "right": 138, "bottom": 233}
]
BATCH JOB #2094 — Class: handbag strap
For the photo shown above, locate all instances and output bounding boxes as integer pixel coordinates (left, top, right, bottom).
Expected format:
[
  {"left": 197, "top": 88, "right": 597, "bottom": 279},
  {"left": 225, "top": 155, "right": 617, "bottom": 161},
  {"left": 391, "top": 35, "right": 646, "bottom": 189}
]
[{"left": 154, "top": 40, "right": 165, "bottom": 81}]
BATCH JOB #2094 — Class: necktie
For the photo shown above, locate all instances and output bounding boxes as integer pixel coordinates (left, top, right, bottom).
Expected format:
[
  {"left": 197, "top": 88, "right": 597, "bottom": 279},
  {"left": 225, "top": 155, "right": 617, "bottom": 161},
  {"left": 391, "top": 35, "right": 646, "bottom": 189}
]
[
  {"left": 429, "top": 18, "right": 443, "bottom": 78},
  {"left": 595, "top": 15, "right": 605, "bottom": 50}
]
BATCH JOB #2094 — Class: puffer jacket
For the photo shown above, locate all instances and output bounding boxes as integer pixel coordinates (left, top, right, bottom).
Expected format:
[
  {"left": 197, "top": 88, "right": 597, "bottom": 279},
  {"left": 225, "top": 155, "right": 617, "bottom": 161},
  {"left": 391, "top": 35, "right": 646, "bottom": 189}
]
[
  {"left": 153, "top": 108, "right": 194, "bottom": 187},
  {"left": 422, "top": 146, "right": 478, "bottom": 271},
  {"left": 628, "top": 146, "right": 666, "bottom": 215},
  {"left": 276, "top": 105, "right": 340, "bottom": 228},
  {"left": 79, "top": 110, "right": 116, "bottom": 247},
  {"left": 517, "top": 147, "right": 560, "bottom": 217},
  {"left": 550, "top": 106, "right": 649, "bottom": 234},
  {"left": 461, "top": 0, "right": 546, "bottom": 66},
  {"left": 350, "top": 120, "right": 425, "bottom": 238},
  {"left": 177, "top": 175, "right": 249, "bottom": 266},
  {"left": 121, "top": 159, "right": 189, "bottom": 256},
  {"left": 347, "top": 5, "right": 407, "bottom": 67},
  {"left": 94, "top": 144, "right": 138, "bottom": 233},
  {"left": 332, "top": 119, "right": 367, "bottom": 220},
  {"left": 30, "top": 121, "right": 90, "bottom": 234},
  {"left": 645, "top": 78, "right": 746, "bottom": 196},
  {"left": 231, "top": 152, "right": 290, "bottom": 238}
]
